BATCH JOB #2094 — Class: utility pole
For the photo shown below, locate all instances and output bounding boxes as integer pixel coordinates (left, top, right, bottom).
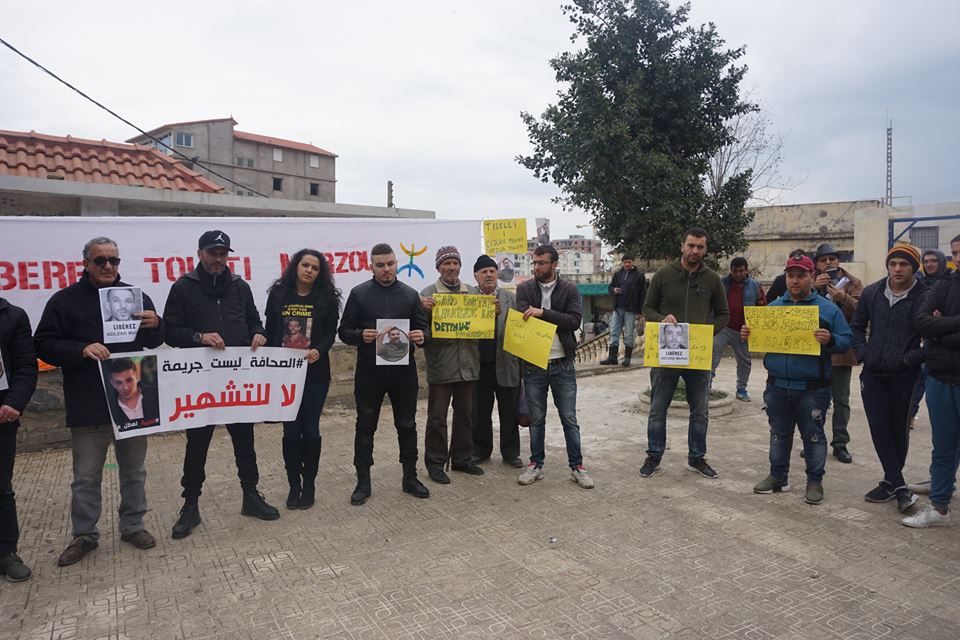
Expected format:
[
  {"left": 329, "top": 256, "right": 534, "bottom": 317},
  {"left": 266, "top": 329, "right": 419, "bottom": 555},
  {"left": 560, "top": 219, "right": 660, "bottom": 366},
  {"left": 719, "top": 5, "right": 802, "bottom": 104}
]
[
  {"left": 885, "top": 119, "right": 893, "bottom": 206},
  {"left": 387, "top": 180, "right": 395, "bottom": 208}
]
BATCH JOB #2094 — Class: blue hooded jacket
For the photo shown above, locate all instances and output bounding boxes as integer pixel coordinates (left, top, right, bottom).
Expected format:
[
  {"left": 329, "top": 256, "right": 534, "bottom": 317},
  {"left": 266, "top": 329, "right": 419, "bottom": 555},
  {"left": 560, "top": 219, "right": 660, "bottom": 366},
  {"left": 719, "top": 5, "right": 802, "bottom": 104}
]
[{"left": 762, "top": 289, "right": 853, "bottom": 390}]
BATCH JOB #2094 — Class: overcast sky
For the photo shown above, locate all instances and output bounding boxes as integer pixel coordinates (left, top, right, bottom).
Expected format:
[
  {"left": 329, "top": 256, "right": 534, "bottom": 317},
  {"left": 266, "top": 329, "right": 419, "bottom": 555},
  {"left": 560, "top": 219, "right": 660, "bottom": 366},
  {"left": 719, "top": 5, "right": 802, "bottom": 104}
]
[{"left": 3, "top": 1, "right": 958, "bottom": 240}]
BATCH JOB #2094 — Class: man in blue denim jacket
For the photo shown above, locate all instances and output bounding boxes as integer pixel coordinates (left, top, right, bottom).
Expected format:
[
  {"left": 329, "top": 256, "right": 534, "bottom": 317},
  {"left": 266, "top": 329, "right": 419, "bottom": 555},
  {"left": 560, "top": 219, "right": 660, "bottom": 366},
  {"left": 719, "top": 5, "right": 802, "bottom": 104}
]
[{"left": 741, "top": 254, "right": 852, "bottom": 505}]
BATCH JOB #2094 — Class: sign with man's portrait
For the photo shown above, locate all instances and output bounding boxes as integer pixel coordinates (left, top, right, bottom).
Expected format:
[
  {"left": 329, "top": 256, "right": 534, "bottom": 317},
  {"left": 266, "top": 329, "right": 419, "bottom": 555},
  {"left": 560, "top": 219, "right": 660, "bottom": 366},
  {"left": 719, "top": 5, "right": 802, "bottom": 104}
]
[
  {"left": 658, "top": 323, "right": 690, "bottom": 365},
  {"left": 99, "top": 286, "right": 144, "bottom": 343},
  {"left": 100, "top": 355, "right": 160, "bottom": 432},
  {"left": 376, "top": 319, "right": 410, "bottom": 365}
]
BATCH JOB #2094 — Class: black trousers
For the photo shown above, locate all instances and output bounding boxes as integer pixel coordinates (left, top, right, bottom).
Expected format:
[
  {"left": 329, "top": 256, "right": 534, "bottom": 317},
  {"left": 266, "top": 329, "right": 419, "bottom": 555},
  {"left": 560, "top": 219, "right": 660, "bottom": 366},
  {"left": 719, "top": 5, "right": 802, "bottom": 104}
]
[
  {"left": 353, "top": 372, "right": 419, "bottom": 469},
  {"left": 0, "top": 423, "right": 19, "bottom": 555},
  {"left": 181, "top": 423, "right": 259, "bottom": 500},
  {"left": 861, "top": 370, "right": 916, "bottom": 488},
  {"left": 473, "top": 362, "right": 520, "bottom": 461}
]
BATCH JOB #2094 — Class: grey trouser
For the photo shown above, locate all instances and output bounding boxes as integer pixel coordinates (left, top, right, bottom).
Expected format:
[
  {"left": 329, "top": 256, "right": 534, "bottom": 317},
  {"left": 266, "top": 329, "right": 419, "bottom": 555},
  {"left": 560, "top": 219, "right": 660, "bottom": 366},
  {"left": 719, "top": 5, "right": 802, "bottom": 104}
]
[
  {"left": 70, "top": 425, "right": 148, "bottom": 541},
  {"left": 711, "top": 327, "right": 752, "bottom": 391}
]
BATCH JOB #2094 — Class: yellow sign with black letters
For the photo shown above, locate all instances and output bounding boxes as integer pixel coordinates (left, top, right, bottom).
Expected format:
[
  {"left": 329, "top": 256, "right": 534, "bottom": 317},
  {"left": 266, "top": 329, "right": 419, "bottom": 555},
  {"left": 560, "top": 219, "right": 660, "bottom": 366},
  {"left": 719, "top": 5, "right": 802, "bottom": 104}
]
[
  {"left": 744, "top": 306, "right": 820, "bottom": 356},
  {"left": 643, "top": 322, "right": 714, "bottom": 370},
  {"left": 431, "top": 294, "right": 495, "bottom": 339},
  {"left": 503, "top": 308, "right": 557, "bottom": 369}
]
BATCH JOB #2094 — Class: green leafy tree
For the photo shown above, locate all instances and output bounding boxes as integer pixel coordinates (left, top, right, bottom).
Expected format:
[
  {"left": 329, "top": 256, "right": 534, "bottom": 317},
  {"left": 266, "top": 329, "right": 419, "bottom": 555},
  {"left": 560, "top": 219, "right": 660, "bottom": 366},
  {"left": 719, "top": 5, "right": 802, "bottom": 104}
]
[{"left": 518, "top": 0, "right": 756, "bottom": 260}]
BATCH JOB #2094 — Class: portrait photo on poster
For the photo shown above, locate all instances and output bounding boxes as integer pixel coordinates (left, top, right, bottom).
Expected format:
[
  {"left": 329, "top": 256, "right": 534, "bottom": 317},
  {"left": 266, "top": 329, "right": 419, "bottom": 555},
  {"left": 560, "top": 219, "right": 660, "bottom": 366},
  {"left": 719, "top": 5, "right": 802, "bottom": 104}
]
[
  {"left": 495, "top": 252, "right": 516, "bottom": 283},
  {"left": 658, "top": 323, "right": 690, "bottom": 365},
  {"left": 100, "top": 354, "right": 160, "bottom": 432},
  {"left": 99, "top": 286, "right": 144, "bottom": 344},
  {"left": 281, "top": 315, "right": 312, "bottom": 350},
  {"left": 376, "top": 319, "right": 410, "bottom": 365}
]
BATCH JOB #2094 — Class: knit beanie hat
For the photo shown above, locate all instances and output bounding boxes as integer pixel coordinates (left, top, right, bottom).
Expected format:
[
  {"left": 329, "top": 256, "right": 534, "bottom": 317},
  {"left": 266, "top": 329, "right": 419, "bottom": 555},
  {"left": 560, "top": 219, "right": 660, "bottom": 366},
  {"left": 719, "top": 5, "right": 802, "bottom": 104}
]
[
  {"left": 887, "top": 244, "right": 921, "bottom": 272},
  {"left": 473, "top": 254, "right": 497, "bottom": 272},
  {"left": 435, "top": 246, "right": 461, "bottom": 269}
]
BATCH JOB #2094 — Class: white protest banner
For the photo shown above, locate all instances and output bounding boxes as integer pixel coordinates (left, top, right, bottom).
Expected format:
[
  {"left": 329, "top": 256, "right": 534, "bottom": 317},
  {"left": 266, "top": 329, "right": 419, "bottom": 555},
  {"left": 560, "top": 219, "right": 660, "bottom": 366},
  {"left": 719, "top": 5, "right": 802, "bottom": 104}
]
[
  {"left": 0, "top": 216, "right": 481, "bottom": 330},
  {"left": 99, "top": 347, "right": 308, "bottom": 439}
]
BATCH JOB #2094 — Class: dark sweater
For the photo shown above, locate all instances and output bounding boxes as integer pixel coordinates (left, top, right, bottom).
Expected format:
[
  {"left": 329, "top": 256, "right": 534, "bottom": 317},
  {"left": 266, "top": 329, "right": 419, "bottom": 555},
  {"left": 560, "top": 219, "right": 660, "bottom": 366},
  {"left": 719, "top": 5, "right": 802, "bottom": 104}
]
[
  {"left": 915, "top": 271, "right": 960, "bottom": 385},
  {"left": 264, "top": 288, "right": 339, "bottom": 383},
  {"left": 0, "top": 298, "right": 38, "bottom": 421},
  {"left": 34, "top": 275, "right": 165, "bottom": 427},
  {"left": 851, "top": 277, "right": 928, "bottom": 375},
  {"left": 164, "top": 266, "right": 264, "bottom": 348},
  {"left": 515, "top": 276, "right": 582, "bottom": 360}
]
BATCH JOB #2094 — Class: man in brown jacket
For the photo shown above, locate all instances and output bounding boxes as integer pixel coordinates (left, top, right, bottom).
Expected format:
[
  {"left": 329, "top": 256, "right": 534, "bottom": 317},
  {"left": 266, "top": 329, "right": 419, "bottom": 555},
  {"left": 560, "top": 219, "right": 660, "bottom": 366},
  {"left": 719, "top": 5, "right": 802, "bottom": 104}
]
[
  {"left": 813, "top": 243, "right": 863, "bottom": 463},
  {"left": 420, "top": 246, "right": 483, "bottom": 484}
]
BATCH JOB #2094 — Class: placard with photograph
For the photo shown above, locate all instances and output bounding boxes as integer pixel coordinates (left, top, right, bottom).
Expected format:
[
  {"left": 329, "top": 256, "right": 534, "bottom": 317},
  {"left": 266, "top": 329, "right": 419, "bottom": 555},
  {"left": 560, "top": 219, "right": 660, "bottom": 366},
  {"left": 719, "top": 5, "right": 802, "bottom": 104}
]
[
  {"left": 99, "top": 286, "right": 143, "bottom": 344},
  {"left": 376, "top": 319, "right": 410, "bottom": 366},
  {"left": 658, "top": 322, "right": 690, "bottom": 365}
]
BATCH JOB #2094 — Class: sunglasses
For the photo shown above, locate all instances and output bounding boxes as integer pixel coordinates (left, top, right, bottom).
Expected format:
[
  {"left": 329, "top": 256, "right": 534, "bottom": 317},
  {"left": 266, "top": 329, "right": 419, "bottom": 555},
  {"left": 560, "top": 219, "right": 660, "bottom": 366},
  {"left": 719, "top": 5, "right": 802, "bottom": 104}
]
[{"left": 91, "top": 256, "right": 121, "bottom": 267}]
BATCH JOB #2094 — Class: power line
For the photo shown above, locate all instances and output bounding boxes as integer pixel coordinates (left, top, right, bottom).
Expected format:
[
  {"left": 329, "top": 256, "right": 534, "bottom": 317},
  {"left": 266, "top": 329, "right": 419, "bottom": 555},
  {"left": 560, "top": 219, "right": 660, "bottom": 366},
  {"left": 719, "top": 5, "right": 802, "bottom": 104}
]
[{"left": 0, "top": 36, "right": 269, "bottom": 197}]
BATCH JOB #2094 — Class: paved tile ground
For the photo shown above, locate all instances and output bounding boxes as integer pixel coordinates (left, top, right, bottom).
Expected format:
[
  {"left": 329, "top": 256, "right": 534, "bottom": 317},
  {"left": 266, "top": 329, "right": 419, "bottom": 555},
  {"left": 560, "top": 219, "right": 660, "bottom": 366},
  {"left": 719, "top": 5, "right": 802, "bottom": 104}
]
[{"left": 2, "top": 359, "right": 958, "bottom": 640}]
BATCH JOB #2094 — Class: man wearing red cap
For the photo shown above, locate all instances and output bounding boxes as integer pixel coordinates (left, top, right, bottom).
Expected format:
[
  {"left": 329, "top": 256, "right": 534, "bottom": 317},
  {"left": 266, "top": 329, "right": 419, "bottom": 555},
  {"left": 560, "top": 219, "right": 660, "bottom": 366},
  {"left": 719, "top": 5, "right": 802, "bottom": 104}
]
[
  {"left": 851, "top": 245, "right": 928, "bottom": 516},
  {"left": 742, "top": 254, "right": 852, "bottom": 506}
]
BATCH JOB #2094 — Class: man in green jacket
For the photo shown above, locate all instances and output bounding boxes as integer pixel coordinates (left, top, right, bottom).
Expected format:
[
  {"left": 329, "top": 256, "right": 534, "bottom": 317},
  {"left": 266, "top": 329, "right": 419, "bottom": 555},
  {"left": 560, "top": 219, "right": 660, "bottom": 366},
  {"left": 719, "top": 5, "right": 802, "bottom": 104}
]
[
  {"left": 640, "top": 228, "right": 729, "bottom": 479},
  {"left": 420, "top": 246, "right": 483, "bottom": 484}
]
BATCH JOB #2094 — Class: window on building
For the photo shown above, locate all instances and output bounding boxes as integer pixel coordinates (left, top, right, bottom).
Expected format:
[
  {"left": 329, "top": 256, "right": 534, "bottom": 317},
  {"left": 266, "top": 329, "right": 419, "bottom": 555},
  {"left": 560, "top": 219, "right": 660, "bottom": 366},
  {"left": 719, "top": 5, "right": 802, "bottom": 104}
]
[
  {"left": 910, "top": 226, "right": 940, "bottom": 252},
  {"left": 272, "top": 177, "right": 283, "bottom": 192},
  {"left": 273, "top": 148, "right": 283, "bottom": 162},
  {"left": 309, "top": 183, "right": 320, "bottom": 196},
  {"left": 247, "top": 190, "right": 254, "bottom": 196},
  {"left": 175, "top": 132, "right": 193, "bottom": 148},
  {"left": 236, "top": 189, "right": 244, "bottom": 196},
  {"left": 246, "top": 158, "right": 254, "bottom": 168},
  {"left": 309, "top": 155, "right": 320, "bottom": 168},
  {"left": 235, "top": 157, "right": 244, "bottom": 167},
  {"left": 155, "top": 133, "right": 173, "bottom": 155}
]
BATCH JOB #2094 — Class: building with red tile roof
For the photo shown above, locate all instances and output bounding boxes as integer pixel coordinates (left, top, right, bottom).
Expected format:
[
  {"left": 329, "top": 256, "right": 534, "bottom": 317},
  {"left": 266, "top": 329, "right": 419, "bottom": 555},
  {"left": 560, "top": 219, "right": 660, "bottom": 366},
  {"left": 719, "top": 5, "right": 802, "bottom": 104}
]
[
  {"left": 127, "top": 118, "right": 337, "bottom": 201},
  {"left": 0, "top": 130, "right": 224, "bottom": 193}
]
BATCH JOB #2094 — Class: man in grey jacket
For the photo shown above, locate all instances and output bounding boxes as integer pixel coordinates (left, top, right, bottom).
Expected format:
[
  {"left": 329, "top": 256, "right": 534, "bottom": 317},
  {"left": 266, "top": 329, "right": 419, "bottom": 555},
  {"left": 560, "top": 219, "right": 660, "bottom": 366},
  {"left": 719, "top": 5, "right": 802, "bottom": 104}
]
[
  {"left": 420, "top": 246, "right": 483, "bottom": 483},
  {"left": 471, "top": 255, "right": 524, "bottom": 468}
]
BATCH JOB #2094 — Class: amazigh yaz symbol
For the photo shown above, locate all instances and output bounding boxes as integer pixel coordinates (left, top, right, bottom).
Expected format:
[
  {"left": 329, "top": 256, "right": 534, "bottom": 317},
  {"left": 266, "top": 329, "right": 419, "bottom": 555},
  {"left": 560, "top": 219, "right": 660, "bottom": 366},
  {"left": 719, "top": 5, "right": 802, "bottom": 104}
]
[{"left": 398, "top": 243, "right": 427, "bottom": 278}]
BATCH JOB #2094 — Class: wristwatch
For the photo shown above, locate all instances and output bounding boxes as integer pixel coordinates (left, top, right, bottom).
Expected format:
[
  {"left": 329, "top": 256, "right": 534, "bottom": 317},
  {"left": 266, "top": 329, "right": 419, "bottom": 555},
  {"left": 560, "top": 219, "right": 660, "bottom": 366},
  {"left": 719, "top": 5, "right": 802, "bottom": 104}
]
[{"left": 192, "top": 332, "right": 203, "bottom": 344}]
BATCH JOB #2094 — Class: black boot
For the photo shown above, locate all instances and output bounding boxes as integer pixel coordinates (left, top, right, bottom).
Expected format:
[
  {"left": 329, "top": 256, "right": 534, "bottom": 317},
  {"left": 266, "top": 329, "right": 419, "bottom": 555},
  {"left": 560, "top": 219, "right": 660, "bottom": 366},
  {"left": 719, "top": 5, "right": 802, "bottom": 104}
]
[
  {"left": 299, "top": 437, "right": 321, "bottom": 509},
  {"left": 282, "top": 436, "right": 302, "bottom": 509},
  {"left": 172, "top": 500, "right": 201, "bottom": 539},
  {"left": 622, "top": 346, "right": 634, "bottom": 367},
  {"left": 599, "top": 345, "right": 619, "bottom": 365},
  {"left": 401, "top": 463, "right": 430, "bottom": 499},
  {"left": 241, "top": 490, "right": 280, "bottom": 520},
  {"left": 351, "top": 467, "right": 372, "bottom": 506}
]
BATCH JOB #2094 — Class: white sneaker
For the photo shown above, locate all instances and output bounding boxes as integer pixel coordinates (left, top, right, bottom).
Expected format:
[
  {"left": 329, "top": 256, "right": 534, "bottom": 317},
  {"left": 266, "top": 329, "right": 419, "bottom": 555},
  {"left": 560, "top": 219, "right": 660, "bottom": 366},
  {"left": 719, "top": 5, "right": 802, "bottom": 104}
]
[
  {"left": 518, "top": 464, "right": 544, "bottom": 486},
  {"left": 570, "top": 465, "right": 594, "bottom": 489},
  {"left": 902, "top": 506, "right": 952, "bottom": 528}
]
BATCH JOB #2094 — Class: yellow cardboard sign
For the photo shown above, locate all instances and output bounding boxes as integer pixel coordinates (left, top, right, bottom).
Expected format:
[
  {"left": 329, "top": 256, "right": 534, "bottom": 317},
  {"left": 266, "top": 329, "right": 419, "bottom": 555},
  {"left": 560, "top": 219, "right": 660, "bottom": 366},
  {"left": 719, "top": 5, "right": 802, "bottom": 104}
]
[
  {"left": 503, "top": 308, "right": 558, "bottom": 369},
  {"left": 431, "top": 294, "right": 495, "bottom": 339},
  {"left": 483, "top": 218, "right": 528, "bottom": 254},
  {"left": 643, "top": 322, "right": 714, "bottom": 370},
  {"left": 744, "top": 306, "right": 820, "bottom": 356}
]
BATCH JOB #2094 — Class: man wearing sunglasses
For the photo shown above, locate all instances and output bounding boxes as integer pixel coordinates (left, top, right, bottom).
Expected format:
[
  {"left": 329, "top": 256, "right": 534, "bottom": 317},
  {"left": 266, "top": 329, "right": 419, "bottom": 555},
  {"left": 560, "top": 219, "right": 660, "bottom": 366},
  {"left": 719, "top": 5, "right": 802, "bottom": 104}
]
[{"left": 34, "top": 237, "right": 165, "bottom": 567}]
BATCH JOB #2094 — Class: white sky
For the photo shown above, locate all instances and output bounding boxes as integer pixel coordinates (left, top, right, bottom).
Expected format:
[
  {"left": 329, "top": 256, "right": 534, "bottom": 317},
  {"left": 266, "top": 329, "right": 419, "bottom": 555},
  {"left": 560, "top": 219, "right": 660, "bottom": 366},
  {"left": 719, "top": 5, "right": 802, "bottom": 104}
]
[{"left": 2, "top": 1, "right": 958, "bottom": 241}]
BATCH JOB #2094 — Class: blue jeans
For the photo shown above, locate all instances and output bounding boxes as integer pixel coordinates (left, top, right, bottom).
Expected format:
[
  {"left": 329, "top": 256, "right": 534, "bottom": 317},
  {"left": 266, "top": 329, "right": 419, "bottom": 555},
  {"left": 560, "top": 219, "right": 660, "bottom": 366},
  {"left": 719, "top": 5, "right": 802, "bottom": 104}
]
[
  {"left": 646, "top": 368, "right": 710, "bottom": 459},
  {"left": 609, "top": 309, "right": 637, "bottom": 348},
  {"left": 524, "top": 359, "right": 583, "bottom": 468},
  {"left": 763, "top": 384, "right": 830, "bottom": 485},
  {"left": 925, "top": 376, "right": 960, "bottom": 509}
]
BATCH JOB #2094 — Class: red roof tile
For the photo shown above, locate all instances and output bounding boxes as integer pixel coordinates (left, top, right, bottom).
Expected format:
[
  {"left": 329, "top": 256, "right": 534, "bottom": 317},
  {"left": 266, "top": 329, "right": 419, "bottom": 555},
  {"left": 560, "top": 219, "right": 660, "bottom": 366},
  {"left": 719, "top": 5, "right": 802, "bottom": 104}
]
[
  {"left": 0, "top": 130, "right": 225, "bottom": 193},
  {"left": 234, "top": 130, "right": 337, "bottom": 157}
]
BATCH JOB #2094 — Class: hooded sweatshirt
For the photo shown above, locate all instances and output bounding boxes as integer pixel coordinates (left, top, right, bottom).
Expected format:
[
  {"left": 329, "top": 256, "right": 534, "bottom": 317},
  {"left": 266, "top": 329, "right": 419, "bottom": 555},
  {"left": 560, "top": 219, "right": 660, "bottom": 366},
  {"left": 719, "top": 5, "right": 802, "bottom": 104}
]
[{"left": 921, "top": 250, "right": 951, "bottom": 286}]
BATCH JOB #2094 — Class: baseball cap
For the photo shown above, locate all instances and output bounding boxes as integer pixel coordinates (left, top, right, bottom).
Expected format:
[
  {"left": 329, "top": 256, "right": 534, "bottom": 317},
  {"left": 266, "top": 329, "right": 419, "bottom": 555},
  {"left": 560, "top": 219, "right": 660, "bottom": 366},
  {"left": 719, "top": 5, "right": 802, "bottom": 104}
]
[
  {"left": 785, "top": 255, "right": 815, "bottom": 273},
  {"left": 198, "top": 230, "right": 234, "bottom": 252}
]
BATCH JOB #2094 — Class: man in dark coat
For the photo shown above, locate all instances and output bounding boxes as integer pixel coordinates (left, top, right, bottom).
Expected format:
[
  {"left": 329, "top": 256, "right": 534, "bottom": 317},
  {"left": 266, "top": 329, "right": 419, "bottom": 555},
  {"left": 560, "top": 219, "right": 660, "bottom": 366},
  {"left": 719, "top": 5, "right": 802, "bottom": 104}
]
[
  {"left": 163, "top": 230, "right": 279, "bottom": 540},
  {"left": 0, "top": 297, "right": 38, "bottom": 581},
  {"left": 34, "top": 236, "right": 164, "bottom": 566},
  {"left": 600, "top": 255, "right": 646, "bottom": 367}
]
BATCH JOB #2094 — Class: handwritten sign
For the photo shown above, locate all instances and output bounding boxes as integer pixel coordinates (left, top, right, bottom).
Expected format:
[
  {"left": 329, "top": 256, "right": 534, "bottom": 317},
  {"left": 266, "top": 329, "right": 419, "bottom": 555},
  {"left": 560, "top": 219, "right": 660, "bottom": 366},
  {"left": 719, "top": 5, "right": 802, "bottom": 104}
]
[
  {"left": 483, "top": 218, "right": 528, "bottom": 254},
  {"left": 503, "top": 308, "right": 557, "bottom": 369},
  {"left": 99, "top": 347, "right": 308, "bottom": 439},
  {"left": 643, "top": 323, "right": 713, "bottom": 370},
  {"left": 744, "top": 306, "right": 820, "bottom": 355},
  {"left": 432, "top": 294, "right": 495, "bottom": 339}
]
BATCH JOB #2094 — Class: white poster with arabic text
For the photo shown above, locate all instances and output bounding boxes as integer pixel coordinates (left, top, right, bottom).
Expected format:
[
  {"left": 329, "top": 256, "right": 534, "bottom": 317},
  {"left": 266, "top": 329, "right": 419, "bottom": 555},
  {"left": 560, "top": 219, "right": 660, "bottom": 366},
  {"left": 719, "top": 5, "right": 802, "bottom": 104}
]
[{"left": 99, "top": 347, "right": 308, "bottom": 440}]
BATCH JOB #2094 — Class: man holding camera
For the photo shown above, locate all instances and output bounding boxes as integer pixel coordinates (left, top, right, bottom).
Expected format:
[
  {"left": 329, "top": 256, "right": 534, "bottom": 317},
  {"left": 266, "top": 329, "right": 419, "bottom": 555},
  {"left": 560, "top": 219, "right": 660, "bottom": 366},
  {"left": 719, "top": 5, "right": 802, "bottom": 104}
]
[{"left": 813, "top": 243, "right": 863, "bottom": 464}]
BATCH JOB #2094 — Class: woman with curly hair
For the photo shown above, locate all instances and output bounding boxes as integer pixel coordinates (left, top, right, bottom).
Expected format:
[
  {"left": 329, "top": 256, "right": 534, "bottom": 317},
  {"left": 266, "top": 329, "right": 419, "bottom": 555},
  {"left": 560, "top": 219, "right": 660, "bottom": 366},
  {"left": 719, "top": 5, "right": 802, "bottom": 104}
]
[{"left": 265, "top": 249, "right": 341, "bottom": 509}]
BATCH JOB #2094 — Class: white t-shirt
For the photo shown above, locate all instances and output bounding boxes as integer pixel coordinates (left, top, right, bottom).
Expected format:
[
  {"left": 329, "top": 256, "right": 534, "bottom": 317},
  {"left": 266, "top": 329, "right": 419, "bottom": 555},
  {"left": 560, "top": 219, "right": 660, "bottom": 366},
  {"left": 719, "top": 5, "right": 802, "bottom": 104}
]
[
  {"left": 538, "top": 278, "right": 567, "bottom": 360},
  {"left": 118, "top": 392, "right": 144, "bottom": 421}
]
